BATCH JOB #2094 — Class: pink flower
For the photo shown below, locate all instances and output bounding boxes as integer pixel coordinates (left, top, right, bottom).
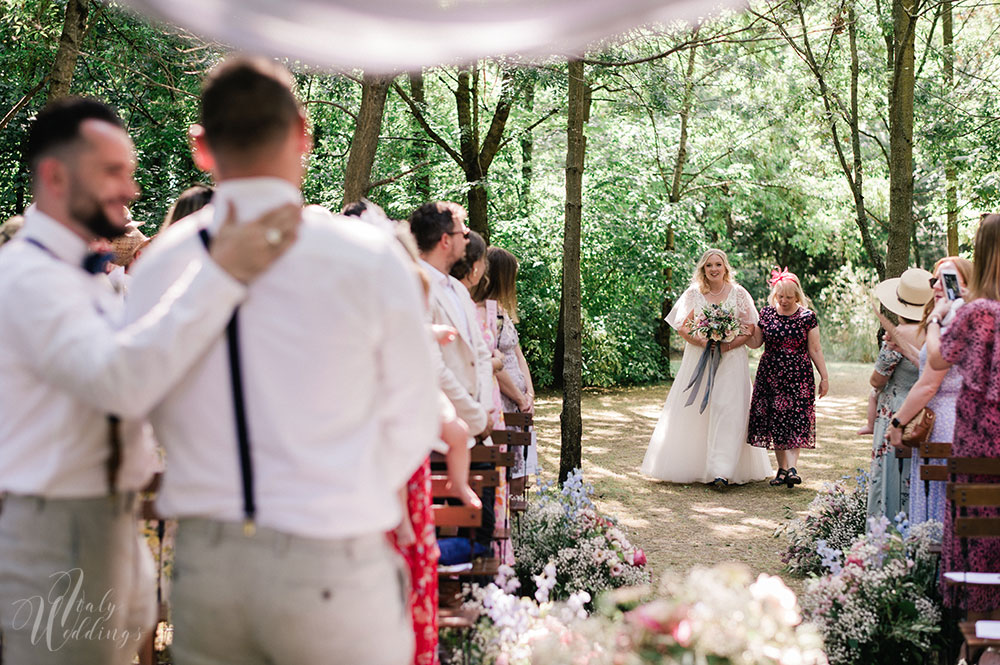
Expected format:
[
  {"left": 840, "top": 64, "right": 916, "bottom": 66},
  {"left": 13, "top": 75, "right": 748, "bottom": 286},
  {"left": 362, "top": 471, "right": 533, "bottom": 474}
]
[
  {"left": 672, "top": 619, "right": 693, "bottom": 647},
  {"left": 610, "top": 563, "right": 624, "bottom": 577},
  {"left": 633, "top": 548, "right": 647, "bottom": 567}
]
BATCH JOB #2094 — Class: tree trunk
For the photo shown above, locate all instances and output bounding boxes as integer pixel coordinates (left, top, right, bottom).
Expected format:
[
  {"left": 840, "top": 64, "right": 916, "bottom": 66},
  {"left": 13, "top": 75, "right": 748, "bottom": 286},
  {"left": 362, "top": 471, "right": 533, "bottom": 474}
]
[
  {"left": 520, "top": 81, "right": 534, "bottom": 216},
  {"left": 886, "top": 0, "right": 918, "bottom": 278},
  {"left": 942, "top": 0, "right": 959, "bottom": 256},
  {"left": 408, "top": 72, "right": 431, "bottom": 201},
  {"left": 656, "top": 43, "right": 698, "bottom": 377},
  {"left": 559, "top": 59, "right": 588, "bottom": 484},
  {"left": 47, "top": 0, "right": 89, "bottom": 101},
  {"left": 849, "top": 2, "right": 886, "bottom": 280},
  {"left": 455, "top": 68, "right": 487, "bottom": 238},
  {"left": 552, "top": 296, "right": 564, "bottom": 389},
  {"left": 341, "top": 72, "right": 392, "bottom": 208},
  {"left": 395, "top": 64, "right": 521, "bottom": 242}
]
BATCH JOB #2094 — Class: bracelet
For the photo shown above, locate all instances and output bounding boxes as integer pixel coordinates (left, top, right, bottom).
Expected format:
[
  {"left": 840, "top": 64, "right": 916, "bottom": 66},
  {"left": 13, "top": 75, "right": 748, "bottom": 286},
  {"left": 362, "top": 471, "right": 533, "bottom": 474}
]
[{"left": 928, "top": 316, "right": 942, "bottom": 327}]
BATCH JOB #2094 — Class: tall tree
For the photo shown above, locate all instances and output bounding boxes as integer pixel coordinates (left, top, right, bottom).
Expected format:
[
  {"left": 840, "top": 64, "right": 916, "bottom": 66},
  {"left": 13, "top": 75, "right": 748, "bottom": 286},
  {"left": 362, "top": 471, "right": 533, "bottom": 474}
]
[
  {"left": 408, "top": 71, "right": 432, "bottom": 201},
  {"left": 395, "top": 63, "right": 524, "bottom": 240},
  {"left": 520, "top": 78, "right": 535, "bottom": 216},
  {"left": 942, "top": 0, "right": 959, "bottom": 256},
  {"left": 886, "top": 0, "right": 919, "bottom": 277},
  {"left": 559, "top": 59, "right": 589, "bottom": 484},
  {"left": 656, "top": 41, "right": 698, "bottom": 375},
  {"left": 341, "top": 72, "right": 392, "bottom": 207},
  {"left": 47, "top": 0, "right": 89, "bottom": 100},
  {"left": 761, "top": 0, "right": 887, "bottom": 278}
]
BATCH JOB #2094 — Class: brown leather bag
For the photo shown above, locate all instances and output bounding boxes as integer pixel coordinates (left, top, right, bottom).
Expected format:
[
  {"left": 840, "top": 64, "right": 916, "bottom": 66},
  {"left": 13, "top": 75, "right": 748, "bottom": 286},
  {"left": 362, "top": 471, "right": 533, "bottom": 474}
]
[{"left": 902, "top": 408, "right": 936, "bottom": 446}]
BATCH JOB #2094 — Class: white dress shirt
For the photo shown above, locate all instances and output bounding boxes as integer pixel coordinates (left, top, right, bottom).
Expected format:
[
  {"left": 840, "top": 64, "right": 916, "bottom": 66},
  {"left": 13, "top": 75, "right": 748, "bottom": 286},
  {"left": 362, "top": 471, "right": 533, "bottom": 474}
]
[
  {"left": 126, "top": 178, "right": 438, "bottom": 539},
  {"left": 0, "top": 206, "right": 247, "bottom": 498}
]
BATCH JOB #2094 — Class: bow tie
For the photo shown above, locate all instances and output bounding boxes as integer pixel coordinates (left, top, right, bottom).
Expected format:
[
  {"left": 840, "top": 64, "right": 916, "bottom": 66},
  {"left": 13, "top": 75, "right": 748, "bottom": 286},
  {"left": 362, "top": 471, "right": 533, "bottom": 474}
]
[{"left": 82, "top": 251, "right": 114, "bottom": 275}]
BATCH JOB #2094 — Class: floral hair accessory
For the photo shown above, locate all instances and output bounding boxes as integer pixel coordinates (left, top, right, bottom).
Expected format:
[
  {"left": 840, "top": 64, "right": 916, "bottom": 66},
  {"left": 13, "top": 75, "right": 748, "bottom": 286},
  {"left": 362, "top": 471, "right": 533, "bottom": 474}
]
[{"left": 768, "top": 266, "right": 796, "bottom": 288}]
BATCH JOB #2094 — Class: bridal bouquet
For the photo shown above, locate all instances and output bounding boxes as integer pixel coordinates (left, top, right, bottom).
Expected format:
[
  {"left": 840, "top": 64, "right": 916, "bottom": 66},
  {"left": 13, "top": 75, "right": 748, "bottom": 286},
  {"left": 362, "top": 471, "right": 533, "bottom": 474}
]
[
  {"left": 689, "top": 303, "right": 742, "bottom": 343},
  {"left": 683, "top": 304, "right": 744, "bottom": 412}
]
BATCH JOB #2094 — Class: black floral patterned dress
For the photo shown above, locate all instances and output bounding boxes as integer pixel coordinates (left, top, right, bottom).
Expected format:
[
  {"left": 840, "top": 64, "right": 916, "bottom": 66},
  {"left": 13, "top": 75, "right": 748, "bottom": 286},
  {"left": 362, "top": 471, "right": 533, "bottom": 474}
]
[{"left": 747, "top": 306, "right": 818, "bottom": 450}]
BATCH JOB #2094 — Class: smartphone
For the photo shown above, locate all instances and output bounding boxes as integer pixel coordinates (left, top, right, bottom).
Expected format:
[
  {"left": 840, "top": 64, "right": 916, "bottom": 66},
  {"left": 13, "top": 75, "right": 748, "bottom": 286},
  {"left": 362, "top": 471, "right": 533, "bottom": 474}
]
[{"left": 941, "top": 270, "right": 961, "bottom": 301}]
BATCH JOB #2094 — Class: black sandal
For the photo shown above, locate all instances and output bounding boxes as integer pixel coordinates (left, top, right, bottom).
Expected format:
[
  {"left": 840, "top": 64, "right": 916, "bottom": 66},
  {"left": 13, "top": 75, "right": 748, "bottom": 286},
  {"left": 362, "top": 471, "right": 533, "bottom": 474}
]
[
  {"left": 786, "top": 467, "right": 802, "bottom": 487},
  {"left": 711, "top": 477, "right": 729, "bottom": 489},
  {"left": 769, "top": 469, "right": 788, "bottom": 486}
]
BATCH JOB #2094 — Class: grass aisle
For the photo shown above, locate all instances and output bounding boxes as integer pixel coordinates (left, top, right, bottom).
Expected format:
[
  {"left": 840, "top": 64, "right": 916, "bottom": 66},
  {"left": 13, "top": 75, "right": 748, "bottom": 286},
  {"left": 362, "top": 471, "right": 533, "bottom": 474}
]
[{"left": 532, "top": 361, "right": 873, "bottom": 592}]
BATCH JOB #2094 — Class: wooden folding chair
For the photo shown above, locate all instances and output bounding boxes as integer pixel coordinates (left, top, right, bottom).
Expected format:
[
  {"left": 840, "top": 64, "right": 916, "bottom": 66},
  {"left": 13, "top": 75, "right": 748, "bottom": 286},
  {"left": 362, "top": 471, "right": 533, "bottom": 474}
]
[{"left": 943, "top": 456, "right": 1000, "bottom": 663}]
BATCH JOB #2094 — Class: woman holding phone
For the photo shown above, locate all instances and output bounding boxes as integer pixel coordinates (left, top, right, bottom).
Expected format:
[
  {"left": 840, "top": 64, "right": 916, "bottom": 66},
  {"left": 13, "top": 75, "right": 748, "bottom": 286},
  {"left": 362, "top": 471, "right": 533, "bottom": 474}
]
[
  {"left": 927, "top": 213, "right": 1000, "bottom": 614},
  {"left": 886, "top": 258, "right": 972, "bottom": 525}
]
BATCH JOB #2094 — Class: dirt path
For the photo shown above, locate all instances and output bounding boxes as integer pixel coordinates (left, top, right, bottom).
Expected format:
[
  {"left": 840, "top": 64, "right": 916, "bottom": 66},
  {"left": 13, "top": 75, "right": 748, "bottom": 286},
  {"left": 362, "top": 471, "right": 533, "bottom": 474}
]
[{"left": 531, "top": 361, "right": 872, "bottom": 590}]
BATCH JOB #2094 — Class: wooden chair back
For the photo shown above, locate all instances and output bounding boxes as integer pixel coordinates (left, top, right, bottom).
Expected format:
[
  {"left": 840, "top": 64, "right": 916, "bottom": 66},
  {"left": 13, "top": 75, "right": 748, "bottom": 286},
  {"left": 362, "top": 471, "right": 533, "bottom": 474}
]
[
  {"left": 919, "top": 442, "right": 951, "bottom": 482},
  {"left": 503, "top": 412, "right": 533, "bottom": 428}
]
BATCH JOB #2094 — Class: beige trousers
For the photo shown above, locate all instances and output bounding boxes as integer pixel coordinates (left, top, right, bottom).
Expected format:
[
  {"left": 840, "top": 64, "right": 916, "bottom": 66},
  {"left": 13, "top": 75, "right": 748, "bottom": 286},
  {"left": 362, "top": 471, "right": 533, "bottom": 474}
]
[
  {"left": 0, "top": 494, "right": 156, "bottom": 665},
  {"left": 170, "top": 519, "right": 413, "bottom": 665}
]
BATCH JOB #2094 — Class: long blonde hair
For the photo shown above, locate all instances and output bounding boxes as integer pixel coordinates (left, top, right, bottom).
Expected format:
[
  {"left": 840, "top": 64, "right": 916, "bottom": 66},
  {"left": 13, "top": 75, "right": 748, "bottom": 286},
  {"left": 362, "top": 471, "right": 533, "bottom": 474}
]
[
  {"left": 691, "top": 248, "right": 734, "bottom": 293},
  {"left": 918, "top": 256, "right": 974, "bottom": 332},
  {"left": 970, "top": 213, "right": 1000, "bottom": 301}
]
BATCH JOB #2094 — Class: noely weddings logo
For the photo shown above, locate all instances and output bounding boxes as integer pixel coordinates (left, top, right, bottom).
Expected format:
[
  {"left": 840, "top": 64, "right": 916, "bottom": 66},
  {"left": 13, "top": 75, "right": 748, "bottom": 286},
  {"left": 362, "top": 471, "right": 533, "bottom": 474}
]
[{"left": 9, "top": 568, "right": 143, "bottom": 652}]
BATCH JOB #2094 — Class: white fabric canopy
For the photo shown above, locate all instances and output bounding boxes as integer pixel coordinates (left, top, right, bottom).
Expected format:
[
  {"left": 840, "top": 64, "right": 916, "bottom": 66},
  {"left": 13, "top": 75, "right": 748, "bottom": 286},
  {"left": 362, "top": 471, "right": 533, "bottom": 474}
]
[{"left": 114, "top": 0, "right": 738, "bottom": 72}]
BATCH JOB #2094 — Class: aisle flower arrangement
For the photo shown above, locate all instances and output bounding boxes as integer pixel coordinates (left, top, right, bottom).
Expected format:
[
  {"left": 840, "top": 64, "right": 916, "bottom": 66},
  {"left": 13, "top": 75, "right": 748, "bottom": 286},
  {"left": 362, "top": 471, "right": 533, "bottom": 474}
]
[
  {"left": 776, "top": 471, "right": 868, "bottom": 576},
  {"left": 514, "top": 469, "right": 649, "bottom": 602},
  {"left": 449, "top": 563, "right": 827, "bottom": 665},
  {"left": 800, "top": 517, "right": 943, "bottom": 665}
]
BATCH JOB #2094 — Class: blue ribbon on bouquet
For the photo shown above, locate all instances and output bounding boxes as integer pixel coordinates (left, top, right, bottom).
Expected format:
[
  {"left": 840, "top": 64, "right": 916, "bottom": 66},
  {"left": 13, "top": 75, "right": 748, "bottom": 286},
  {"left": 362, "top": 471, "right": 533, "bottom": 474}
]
[{"left": 683, "top": 340, "right": 722, "bottom": 414}]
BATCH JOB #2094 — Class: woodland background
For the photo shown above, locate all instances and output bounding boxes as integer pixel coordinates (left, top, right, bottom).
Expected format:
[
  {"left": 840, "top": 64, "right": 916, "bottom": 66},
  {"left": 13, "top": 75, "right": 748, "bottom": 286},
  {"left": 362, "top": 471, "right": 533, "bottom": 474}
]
[{"left": 3, "top": 0, "right": 999, "bottom": 393}]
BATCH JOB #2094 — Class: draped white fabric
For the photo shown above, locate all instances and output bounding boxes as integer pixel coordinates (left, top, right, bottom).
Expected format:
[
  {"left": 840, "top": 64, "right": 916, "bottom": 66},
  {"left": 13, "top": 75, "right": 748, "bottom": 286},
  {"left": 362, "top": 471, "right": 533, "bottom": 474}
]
[{"left": 113, "top": 0, "right": 739, "bottom": 72}]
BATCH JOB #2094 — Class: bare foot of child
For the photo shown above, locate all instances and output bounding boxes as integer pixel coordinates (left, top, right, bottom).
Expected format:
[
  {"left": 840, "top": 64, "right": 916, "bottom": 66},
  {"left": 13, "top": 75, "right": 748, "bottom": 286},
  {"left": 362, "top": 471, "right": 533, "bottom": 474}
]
[{"left": 857, "top": 426, "right": 873, "bottom": 436}]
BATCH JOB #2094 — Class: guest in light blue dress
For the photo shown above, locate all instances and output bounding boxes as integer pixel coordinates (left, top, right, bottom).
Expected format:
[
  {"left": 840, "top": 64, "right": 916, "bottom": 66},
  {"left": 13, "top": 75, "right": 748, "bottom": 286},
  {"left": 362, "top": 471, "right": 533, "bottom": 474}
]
[
  {"left": 886, "top": 258, "right": 972, "bottom": 525},
  {"left": 868, "top": 343, "right": 919, "bottom": 522},
  {"left": 868, "top": 268, "right": 935, "bottom": 523}
]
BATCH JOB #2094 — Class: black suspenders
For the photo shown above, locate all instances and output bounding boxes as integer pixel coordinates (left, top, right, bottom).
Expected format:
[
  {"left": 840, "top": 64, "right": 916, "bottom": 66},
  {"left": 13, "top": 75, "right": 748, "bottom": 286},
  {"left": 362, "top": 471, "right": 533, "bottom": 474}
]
[{"left": 198, "top": 229, "right": 257, "bottom": 535}]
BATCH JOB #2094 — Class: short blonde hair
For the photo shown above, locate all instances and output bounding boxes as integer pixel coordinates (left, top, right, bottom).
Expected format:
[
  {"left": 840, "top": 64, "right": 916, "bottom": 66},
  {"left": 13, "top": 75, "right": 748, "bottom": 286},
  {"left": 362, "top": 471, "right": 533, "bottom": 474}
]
[
  {"left": 767, "top": 272, "right": 812, "bottom": 309},
  {"left": 691, "top": 248, "right": 734, "bottom": 293}
]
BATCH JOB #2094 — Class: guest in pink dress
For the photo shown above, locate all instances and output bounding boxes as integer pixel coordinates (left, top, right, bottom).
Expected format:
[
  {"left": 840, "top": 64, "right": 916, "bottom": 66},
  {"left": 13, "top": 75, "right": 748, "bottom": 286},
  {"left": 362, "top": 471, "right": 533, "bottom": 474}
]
[{"left": 927, "top": 213, "right": 1000, "bottom": 614}]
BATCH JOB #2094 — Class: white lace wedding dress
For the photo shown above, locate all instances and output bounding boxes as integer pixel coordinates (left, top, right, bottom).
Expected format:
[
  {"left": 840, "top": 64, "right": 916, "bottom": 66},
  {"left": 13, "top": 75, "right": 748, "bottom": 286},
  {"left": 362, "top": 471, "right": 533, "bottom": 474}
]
[{"left": 640, "top": 284, "right": 773, "bottom": 484}]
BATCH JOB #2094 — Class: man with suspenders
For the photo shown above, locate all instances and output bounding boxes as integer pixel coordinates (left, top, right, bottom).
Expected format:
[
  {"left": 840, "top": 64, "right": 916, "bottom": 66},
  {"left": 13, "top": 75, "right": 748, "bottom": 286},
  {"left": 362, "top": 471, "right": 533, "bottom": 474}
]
[
  {"left": 126, "top": 57, "right": 437, "bottom": 664},
  {"left": 0, "top": 98, "right": 299, "bottom": 664}
]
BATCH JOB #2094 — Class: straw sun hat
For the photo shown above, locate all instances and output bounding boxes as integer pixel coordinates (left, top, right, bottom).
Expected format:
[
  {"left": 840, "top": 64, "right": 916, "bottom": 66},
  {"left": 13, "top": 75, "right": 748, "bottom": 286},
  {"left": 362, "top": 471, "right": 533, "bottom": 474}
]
[
  {"left": 111, "top": 225, "right": 150, "bottom": 267},
  {"left": 874, "top": 267, "right": 935, "bottom": 321}
]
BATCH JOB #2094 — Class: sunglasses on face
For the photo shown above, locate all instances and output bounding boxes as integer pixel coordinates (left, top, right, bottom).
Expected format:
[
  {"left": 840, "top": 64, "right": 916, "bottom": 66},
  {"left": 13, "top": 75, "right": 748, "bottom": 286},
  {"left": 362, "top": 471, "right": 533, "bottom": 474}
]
[
  {"left": 929, "top": 277, "right": 939, "bottom": 287},
  {"left": 446, "top": 229, "right": 471, "bottom": 240}
]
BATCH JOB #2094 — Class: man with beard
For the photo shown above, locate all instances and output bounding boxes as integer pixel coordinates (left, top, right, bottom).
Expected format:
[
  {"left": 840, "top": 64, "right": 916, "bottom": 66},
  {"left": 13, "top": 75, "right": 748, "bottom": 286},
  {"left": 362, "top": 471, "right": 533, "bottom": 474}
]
[{"left": 0, "top": 97, "right": 300, "bottom": 665}]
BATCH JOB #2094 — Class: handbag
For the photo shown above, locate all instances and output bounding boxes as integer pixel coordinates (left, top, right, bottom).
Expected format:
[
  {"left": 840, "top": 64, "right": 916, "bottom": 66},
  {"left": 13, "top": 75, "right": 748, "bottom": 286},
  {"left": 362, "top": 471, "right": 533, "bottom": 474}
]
[{"left": 901, "top": 407, "right": 936, "bottom": 446}]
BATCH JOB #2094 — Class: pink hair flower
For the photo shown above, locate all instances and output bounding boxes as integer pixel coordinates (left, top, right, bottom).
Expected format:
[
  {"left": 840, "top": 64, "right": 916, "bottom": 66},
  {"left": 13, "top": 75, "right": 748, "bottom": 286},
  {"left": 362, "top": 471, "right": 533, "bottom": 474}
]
[{"left": 768, "top": 266, "right": 795, "bottom": 288}]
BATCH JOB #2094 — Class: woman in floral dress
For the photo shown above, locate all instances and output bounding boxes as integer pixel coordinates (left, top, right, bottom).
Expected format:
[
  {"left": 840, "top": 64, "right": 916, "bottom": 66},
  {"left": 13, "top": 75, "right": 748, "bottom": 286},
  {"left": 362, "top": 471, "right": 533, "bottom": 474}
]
[
  {"left": 927, "top": 212, "right": 1000, "bottom": 613},
  {"left": 747, "top": 269, "right": 829, "bottom": 487},
  {"left": 480, "top": 247, "right": 539, "bottom": 479}
]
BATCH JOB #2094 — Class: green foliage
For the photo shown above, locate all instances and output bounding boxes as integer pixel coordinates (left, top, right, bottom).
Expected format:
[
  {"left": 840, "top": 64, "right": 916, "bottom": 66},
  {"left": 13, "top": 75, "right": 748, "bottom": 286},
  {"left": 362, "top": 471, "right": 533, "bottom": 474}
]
[{"left": 3, "top": 0, "right": 999, "bottom": 384}]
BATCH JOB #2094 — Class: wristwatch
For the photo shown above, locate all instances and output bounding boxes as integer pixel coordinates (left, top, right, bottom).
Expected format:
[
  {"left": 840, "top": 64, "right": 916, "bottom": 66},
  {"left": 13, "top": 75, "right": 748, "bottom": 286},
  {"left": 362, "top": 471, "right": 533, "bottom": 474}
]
[
  {"left": 890, "top": 417, "right": 902, "bottom": 429},
  {"left": 928, "top": 316, "right": 942, "bottom": 327}
]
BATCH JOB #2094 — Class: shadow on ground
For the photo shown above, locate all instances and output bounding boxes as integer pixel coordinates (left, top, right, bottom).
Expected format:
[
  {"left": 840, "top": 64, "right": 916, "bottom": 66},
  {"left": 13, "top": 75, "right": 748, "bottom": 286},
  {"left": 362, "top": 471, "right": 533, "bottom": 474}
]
[{"left": 531, "top": 361, "right": 873, "bottom": 591}]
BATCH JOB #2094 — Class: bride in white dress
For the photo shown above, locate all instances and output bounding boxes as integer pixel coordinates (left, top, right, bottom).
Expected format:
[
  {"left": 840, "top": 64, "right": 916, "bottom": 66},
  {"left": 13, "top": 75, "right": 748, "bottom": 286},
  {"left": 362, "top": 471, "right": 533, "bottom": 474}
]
[{"left": 641, "top": 249, "right": 773, "bottom": 486}]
